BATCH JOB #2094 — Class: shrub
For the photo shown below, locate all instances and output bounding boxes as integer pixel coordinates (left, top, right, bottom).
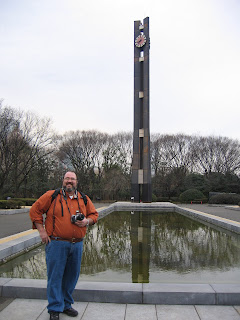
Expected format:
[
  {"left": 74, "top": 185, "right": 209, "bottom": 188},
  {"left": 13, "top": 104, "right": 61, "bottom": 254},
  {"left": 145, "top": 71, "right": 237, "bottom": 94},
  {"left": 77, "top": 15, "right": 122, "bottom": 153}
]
[
  {"left": 0, "top": 200, "right": 25, "bottom": 209},
  {"left": 12, "top": 198, "right": 37, "bottom": 206},
  {"left": 209, "top": 193, "right": 240, "bottom": 205},
  {"left": 179, "top": 189, "right": 206, "bottom": 203}
]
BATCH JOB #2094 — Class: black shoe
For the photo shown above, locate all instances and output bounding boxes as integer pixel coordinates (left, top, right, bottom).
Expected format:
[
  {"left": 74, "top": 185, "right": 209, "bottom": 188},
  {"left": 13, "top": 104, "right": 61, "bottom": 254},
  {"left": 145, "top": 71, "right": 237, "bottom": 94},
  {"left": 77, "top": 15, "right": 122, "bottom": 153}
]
[
  {"left": 49, "top": 311, "right": 59, "bottom": 320},
  {"left": 63, "top": 307, "right": 78, "bottom": 317}
]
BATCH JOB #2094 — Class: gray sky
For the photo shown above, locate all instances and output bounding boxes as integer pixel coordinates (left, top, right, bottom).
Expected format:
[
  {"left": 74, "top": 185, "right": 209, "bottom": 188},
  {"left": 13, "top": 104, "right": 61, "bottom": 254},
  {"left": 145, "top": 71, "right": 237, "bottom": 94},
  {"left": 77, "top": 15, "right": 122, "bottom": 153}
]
[{"left": 1, "top": 0, "right": 239, "bottom": 139}]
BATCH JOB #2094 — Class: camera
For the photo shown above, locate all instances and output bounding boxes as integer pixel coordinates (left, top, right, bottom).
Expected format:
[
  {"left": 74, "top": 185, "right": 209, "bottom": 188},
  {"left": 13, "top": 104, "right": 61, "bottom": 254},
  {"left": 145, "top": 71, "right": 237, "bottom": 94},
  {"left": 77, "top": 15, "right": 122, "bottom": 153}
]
[{"left": 71, "top": 210, "right": 85, "bottom": 223}]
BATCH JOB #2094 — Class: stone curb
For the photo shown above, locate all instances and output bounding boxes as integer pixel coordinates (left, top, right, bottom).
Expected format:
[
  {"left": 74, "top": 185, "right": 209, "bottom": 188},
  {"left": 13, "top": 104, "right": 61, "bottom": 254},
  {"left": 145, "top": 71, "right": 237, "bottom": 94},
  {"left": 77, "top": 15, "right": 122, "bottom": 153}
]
[
  {"left": 0, "top": 232, "right": 41, "bottom": 263},
  {"left": 176, "top": 207, "right": 240, "bottom": 234},
  {"left": 1, "top": 278, "right": 240, "bottom": 305}
]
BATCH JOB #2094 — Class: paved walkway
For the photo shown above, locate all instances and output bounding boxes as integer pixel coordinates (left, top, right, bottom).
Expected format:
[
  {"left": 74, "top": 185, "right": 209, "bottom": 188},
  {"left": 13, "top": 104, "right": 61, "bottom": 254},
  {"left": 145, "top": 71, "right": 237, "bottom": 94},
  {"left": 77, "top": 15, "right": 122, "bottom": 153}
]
[
  {"left": 1, "top": 203, "right": 240, "bottom": 319},
  {"left": 177, "top": 203, "right": 240, "bottom": 223},
  {"left": 1, "top": 298, "right": 240, "bottom": 320}
]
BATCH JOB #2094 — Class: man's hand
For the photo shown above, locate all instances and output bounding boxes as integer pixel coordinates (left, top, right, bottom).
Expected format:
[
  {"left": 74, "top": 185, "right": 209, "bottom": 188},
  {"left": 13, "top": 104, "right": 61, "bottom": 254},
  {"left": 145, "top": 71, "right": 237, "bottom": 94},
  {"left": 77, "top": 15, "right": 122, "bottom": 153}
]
[
  {"left": 35, "top": 223, "right": 51, "bottom": 244},
  {"left": 75, "top": 217, "right": 91, "bottom": 228},
  {"left": 39, "top": 229, "right": 51, "bottom": 243}
]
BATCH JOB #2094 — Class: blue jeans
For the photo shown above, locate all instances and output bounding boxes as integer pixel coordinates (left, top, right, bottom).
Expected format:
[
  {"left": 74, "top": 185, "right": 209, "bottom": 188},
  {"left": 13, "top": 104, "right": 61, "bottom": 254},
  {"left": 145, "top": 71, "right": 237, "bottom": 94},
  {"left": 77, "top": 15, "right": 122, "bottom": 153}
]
[{"left": 45, "top": 240, "right": 83, "bottom": 313}]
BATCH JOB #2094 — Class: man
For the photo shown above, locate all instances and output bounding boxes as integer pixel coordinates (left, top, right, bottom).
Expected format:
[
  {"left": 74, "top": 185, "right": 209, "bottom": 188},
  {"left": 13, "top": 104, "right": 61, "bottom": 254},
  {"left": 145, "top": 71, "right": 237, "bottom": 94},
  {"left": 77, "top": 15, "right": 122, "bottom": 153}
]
[{"left": 30, "top": 171, "right": 98, "bottom": 320}]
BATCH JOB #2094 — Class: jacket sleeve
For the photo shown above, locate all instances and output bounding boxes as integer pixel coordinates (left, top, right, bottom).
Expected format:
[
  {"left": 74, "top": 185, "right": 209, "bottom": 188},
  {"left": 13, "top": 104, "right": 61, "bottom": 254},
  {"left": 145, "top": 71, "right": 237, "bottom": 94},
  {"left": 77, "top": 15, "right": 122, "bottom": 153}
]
[
  {"left": 85, "top": 196, "right": 98, "bottom": 224},
  {"left": 29, "top": 190, "right": 54, "bottom": 229}
]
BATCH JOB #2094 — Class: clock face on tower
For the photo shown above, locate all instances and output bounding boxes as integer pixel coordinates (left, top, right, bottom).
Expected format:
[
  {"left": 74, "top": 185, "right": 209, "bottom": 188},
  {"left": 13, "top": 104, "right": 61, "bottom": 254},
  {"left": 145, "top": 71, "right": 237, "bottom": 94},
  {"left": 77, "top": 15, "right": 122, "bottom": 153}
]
[{"left": 135, "top": 34, "right": 147, "bottom": 47}]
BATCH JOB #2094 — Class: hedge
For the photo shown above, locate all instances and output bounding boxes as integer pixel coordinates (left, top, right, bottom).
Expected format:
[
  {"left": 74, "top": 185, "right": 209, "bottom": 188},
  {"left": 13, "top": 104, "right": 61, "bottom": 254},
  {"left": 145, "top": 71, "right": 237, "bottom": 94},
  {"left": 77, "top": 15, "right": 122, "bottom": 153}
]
[
  {"left": 209, "top": 193, "right": 240, "bottom": 205},
  {"left": 10, "top": 198, "right": 36, "bottom": 206},
  {"left": 0, "top": 200, "right": 25, "bottom": 209}
]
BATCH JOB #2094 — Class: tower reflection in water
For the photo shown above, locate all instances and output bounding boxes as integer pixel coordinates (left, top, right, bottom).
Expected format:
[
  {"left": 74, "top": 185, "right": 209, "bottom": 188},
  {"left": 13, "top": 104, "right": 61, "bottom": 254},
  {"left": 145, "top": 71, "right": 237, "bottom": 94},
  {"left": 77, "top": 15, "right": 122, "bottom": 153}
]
[
  {"left": 1, "top": 211, "right": 240, "bottom": 283},
  {"left": 131, "top": 211, "right": 151, "bottom": 283}
]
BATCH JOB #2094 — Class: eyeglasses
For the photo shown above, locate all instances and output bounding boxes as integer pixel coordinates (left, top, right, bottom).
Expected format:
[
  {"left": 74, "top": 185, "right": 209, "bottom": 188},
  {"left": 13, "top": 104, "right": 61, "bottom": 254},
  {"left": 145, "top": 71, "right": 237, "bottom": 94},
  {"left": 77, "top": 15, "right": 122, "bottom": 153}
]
[{"left": 64, "top": 177, "right": 77, "bottom": 181}]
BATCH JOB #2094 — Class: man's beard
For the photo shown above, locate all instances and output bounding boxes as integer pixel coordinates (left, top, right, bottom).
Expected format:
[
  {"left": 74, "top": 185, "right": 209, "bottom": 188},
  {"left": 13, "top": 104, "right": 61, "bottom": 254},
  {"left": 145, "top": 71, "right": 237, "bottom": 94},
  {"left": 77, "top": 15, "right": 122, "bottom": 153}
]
[{"left": 63, "top": 185, "right": 76, "bottom": 193}]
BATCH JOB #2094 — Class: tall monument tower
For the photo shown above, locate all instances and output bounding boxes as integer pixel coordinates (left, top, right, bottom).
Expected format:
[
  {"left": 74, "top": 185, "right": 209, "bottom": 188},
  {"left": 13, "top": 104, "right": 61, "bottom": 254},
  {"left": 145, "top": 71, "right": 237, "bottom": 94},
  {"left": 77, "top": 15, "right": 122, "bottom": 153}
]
[{"left": 131, "top": 17, "right": 152, "bottom": 203}]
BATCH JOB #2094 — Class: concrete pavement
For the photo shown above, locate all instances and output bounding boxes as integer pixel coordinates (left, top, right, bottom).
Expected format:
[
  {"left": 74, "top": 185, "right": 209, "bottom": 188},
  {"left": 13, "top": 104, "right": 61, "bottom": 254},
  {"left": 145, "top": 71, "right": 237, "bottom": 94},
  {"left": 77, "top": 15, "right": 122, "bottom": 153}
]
[{"left": 1, "top": 298, "right": 240, "bottom": 320}]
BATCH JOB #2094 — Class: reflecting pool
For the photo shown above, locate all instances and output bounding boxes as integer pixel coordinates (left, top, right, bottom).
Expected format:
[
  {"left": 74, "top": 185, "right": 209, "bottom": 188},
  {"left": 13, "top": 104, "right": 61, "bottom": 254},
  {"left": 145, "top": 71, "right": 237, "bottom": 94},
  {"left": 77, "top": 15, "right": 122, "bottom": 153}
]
[{"left": 1, "top": 211, "right": 240, "bottom": 283}]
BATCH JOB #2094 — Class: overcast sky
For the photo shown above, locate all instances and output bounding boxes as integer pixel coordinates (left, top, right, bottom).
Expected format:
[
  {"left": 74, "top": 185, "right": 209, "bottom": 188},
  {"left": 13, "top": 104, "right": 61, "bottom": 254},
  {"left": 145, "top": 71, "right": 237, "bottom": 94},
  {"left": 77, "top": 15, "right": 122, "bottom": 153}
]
[{"left": 1, "top": 0, "right": 239, "bottom": 140}]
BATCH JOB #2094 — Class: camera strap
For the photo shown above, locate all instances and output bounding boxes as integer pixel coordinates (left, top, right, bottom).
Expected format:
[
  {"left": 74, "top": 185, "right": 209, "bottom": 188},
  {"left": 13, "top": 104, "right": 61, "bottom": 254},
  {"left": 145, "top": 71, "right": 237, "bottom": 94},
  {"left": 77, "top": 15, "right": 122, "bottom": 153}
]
[
  {"left": 48, "top": 189, "right": 88, "bottom": 236},
  {"left": 51, "top": 195, "right": 58, "bottom": 235},
  {"left": 62, "top": 191, "right": 83, "bottom": 220}
]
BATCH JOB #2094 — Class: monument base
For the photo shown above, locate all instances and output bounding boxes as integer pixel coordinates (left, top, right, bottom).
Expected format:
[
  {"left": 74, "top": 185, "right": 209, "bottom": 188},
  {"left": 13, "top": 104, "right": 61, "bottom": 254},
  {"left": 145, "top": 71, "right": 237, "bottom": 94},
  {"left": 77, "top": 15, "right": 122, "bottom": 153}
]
[{"left": 131, "top": 183, "right": 152, "bottom": 203}]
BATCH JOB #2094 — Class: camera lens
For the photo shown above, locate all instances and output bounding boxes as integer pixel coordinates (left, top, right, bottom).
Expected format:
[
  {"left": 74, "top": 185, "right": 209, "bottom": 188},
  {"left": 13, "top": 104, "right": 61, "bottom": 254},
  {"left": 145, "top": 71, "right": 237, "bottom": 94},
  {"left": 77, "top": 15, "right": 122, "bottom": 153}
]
[{"left": 76, "top": 213, "right": 84, "bottom": 221}]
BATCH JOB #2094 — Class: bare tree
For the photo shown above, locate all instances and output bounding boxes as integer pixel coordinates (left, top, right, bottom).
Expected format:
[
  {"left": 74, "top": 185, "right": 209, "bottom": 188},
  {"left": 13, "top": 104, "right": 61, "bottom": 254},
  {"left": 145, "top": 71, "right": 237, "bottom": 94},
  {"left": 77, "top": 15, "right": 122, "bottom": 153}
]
[
  {"left": 191, "top": 136, "right": 240, "bottom": 175},
  {"left": 57, "top": 130, "right": 108, "bottom": 171},
  {"left": 57, "top": 130, "right": 109, "bottom": 192},
  {"left": 0, "top": 102, "right": 18, "bottom": 190},
  {"left": 0, "top": 101, "right": 55, "bottom": 196},
  {"left": 102, "top": 132, "right": 132, "bottom": 174},
  {"left": 151, "top": 134, "right": 194, "bottom": 175}
]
